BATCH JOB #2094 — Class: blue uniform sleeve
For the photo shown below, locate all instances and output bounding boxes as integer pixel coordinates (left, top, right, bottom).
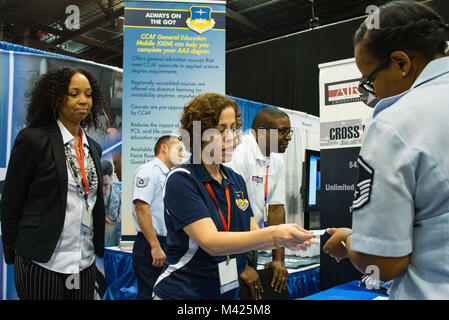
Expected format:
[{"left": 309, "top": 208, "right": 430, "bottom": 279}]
[
  {"left": 351, "top": 120, "right": 415, "bottom": 257},
  {"left": 132, "top": 165, "right": 156, "bottom": 206},
  {"left": 164, "top": 170, "right": 211, "bottom": 232}
]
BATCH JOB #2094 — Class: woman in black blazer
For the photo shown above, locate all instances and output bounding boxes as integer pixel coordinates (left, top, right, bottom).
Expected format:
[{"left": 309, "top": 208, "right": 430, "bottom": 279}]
[{"left": 0, "top": 66, "right": 106, "bottom": 300}]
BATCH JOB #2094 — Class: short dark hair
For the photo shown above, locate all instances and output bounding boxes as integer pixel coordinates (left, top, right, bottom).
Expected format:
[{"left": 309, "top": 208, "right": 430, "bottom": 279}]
[
  {"left": 354, "top": 0, "right": 449, "bottom": 62},
  {"left": 154, "top": 135, "right": 180, "bottom": 156},
  {"left": 251, "top": 107, "right": 289, "bottom": 130},
  {"left": 26, "top": 66, "right": 106, "bottom": 129},
  {"left": 101, "top": 160, "right": 113, "bottom": 177}
]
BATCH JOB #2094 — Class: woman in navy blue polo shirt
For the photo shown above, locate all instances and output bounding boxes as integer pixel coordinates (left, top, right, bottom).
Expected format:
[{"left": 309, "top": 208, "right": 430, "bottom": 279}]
[{"left": 152, "top": 93, "right": 314, "bottom": 300}]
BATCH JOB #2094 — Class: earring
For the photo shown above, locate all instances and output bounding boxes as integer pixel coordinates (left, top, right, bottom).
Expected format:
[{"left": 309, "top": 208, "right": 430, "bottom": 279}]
[{"left": 402, "top": 72, "right": 407, "bottom": 77}]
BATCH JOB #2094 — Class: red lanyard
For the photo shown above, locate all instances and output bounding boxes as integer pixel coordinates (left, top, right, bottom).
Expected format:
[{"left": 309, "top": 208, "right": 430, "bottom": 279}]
[
  {"left": 204, "top": 183, "right": 231, "bottom": 232},
  {"left": 74, "top": 132, "right": 88, "bottom": 198},
  {"left": 264, "top": 165, "right": 270, "bottom": 204}
]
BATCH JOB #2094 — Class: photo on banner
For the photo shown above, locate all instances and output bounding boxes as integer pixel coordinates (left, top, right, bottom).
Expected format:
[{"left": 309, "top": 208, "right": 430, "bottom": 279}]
[{"left": 122, "top": 0, "right": 226, "bottom": 236}]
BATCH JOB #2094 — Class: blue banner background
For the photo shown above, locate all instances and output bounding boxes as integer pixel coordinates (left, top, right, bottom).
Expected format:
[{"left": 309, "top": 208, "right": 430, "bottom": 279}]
[{"left": 122, "top": 0, "right": 225, "bottom": 235}]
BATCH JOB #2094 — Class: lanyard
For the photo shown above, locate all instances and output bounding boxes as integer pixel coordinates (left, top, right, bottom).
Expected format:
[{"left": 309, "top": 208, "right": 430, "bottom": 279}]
[
  {"left": 204, "top": 182, "right": 231, "bottom": 232},
  {"left": 264, "top": 165, "right": 270, "bottom": 205},
  {"left": 74, "top": 132, "right": 88, "bottom": 200}
]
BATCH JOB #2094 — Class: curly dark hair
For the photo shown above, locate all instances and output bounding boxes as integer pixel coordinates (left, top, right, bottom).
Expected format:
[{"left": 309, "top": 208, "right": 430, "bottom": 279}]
[
  {"left": 354, "top": 0, "right": 449, "bottom": 62},
  {"left": 180, "top": 93, "right": 242, "bottom": 154},
  {"left": 26, "top": 66, "right": 106, "bottom": 129}
]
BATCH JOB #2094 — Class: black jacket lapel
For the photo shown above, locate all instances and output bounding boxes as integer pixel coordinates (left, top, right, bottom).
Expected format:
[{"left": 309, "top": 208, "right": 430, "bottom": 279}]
[
  {"left": 48, "top": 122, "right": 68, "bottom": 214},
  {"left": 86, "top": 135, "right": 103, "bottom": 189}
]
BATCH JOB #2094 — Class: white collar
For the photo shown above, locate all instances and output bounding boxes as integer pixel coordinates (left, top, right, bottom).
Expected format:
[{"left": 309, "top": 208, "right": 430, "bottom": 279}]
[
  {"left": 247, "top": 131, "right": 270, "bottom": 163},
  {"left": 154, "top": 157, "right": 170, "bottom": 175},
  {"left": 57, "top": 119, "right": 89, "bottom": 147}
]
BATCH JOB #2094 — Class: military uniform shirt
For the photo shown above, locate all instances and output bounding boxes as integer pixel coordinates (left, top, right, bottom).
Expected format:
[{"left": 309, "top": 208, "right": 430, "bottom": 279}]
[
  {"left": 350, "top": 56, "right": 449, "bottom": 299},
  {"left": 132, "top": 157, "right": 169, "bottom": 236}
]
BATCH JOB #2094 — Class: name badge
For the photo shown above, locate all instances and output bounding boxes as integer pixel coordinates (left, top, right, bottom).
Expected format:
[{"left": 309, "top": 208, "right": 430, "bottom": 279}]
[
  {"left": 218, "top": 257, "right": 239, "bottom": 294},
  {"left": 81, "top": 203, "right": 92, "bottom": 231}
]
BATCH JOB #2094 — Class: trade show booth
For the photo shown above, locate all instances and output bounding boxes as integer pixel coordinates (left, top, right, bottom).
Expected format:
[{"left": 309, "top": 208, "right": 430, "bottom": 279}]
[
  {"left": 0, "top": 39, "right": 321, "bottom": 300},
  {"left": 4, "top": 0, "right": 449, "bottom": 303}
]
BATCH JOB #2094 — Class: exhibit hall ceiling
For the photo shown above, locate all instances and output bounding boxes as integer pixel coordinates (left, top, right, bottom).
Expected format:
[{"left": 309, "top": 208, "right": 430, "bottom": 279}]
[{"left": 0, "top": 0, "right": 427, "bottom": 68}]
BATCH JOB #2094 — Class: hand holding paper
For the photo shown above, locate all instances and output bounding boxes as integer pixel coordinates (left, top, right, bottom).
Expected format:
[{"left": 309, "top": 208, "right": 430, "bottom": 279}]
[
  {"left": 272, "top": 224, "right": 314, "bottom": 251},
  {"left": 312, "top": 229, "right": 326, "bottom": 237},
  {"left": 322, "top": 227, "right": 352, "bottom": 262}
]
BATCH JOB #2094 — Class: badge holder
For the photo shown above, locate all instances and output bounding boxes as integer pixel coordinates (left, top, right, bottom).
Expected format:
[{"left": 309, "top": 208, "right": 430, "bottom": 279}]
[
  {"left": 218, "top": 255, "right": 239, "bottom": 294},
  {"left": 81, "top": 197, "right": 92, "bottom": 232}
]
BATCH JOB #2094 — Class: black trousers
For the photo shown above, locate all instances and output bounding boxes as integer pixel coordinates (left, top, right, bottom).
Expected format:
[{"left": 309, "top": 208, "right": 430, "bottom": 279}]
[
  {"left": 14, "top": 255, "right": 96, "bottom": 300},
  {"left": 132, "top": 232, "right": 167, "bottom": 300}
]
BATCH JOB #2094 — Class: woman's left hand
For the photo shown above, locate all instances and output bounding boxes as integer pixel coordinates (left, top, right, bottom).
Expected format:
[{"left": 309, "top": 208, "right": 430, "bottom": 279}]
[
  {"left": 322, "top": 228, "right": 351, "bottom": 262},
  {"left": 240, "top": 264, "right": 264, "bottom": 300}
]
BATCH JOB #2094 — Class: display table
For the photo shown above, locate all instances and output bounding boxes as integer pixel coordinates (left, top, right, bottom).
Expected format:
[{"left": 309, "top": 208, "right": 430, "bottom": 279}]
[
  {"left": 103, "top": 248, "right": 137, "bottom": 300},
  {"left": 102, "top": 247, "right": 320, "bottom": 300},
  {"left": 305, "top": 280, "right": 389, "bottom": 300}
]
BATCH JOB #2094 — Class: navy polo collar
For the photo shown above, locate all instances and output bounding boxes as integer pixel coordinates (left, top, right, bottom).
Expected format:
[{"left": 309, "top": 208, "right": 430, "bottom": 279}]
[{"left": 189, "top": 156, "right": 234, "bottom": 186}]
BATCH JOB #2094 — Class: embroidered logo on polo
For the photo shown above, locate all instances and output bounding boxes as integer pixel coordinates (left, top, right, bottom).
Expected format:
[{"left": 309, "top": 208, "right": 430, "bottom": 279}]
[
  {"left": 234, "top": 191, "right": 249, "bottom": 211},
  {"left": 136, "top": 177, "right": 149, "bottom": 188},
  {"left": 350, "top": 156, "right": 374, "bottom": 213}
]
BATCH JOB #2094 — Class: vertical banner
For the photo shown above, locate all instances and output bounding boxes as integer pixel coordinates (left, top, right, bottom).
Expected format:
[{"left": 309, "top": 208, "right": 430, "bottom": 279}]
[
  {"left": 0, "top": 51, "right": 9, "bottom": 168},
  {"left": 122, "top": 0, "right": 226, "bottom": 236},
  {"left": 0, "top": 49, "right": 11, "bottom": 300},
  {"left": 318, "top": 58, "right": 374, "bottom": 290}
]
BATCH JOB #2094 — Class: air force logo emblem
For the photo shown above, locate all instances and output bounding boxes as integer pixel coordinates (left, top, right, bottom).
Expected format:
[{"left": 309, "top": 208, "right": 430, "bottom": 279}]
[
  {"left": 234, "top": 191, "right": 249, "bottom": 211},
  {"left": 350, "top": 156, "right": 374, "bottom": 213},
  {"left": 186, "top": 6, "right": 215, "bottom": 34}
]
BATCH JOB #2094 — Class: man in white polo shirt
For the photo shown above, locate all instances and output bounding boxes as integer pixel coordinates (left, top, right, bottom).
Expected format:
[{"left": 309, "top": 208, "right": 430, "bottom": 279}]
[
  {"left": 226, "top": 107, "right": 292, "bottom": 300},
  {"left": 131, "top": 135, "right": 183, "bottom": 300}
]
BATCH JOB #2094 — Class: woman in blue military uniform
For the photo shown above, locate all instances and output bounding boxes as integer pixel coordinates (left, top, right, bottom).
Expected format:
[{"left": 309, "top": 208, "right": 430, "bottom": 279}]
[
  {"left": 323, "top": 1, "right": 449, "bottom": 299},
  {"left": 152, "top": 93, "right": 314, "bottom": 300}
]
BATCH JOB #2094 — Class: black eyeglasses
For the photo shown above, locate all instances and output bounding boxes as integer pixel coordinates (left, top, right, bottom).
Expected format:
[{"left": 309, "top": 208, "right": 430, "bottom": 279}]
[
  {"left": 358, "top": 57, "right": 391, "bottom": 95},
  {"left": 262, "top": 127, "right": 293, "bottom": 137},
  {"left": 279, "top": 128, "right": 293, "bottom": 136}
]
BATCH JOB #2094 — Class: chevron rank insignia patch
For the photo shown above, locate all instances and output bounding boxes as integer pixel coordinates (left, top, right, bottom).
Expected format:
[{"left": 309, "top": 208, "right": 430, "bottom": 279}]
[{"left": 350, "top": 156, "right": 374, "bottom": 213}]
